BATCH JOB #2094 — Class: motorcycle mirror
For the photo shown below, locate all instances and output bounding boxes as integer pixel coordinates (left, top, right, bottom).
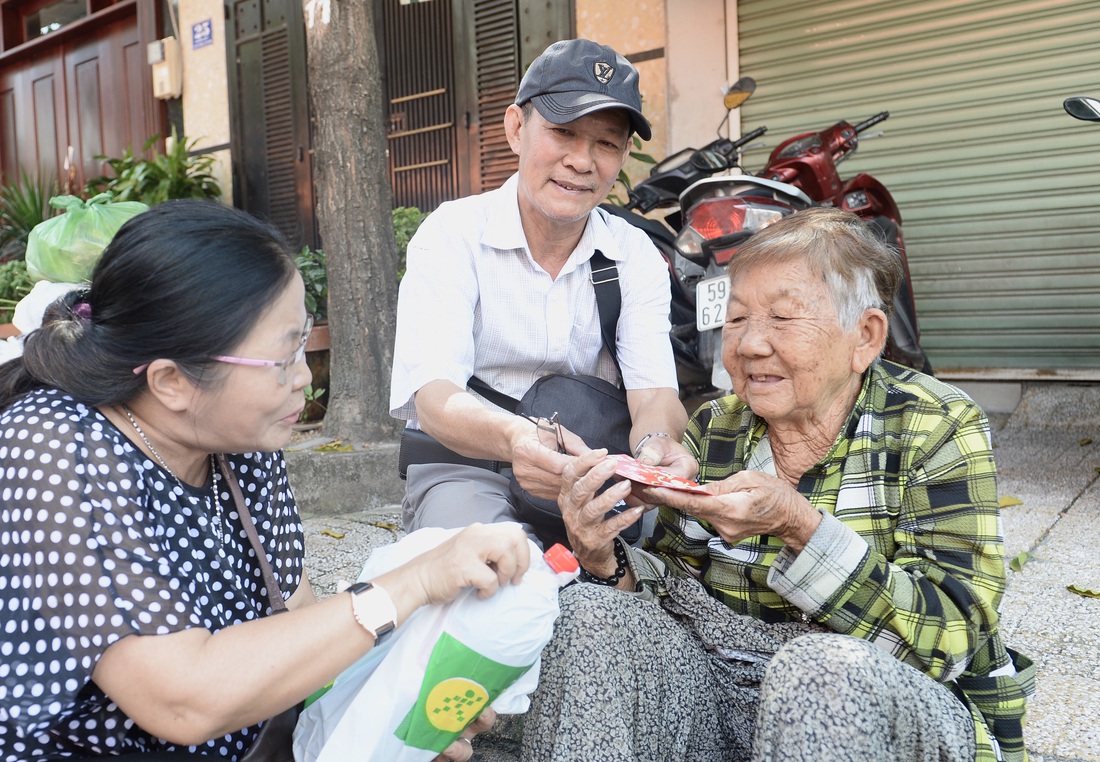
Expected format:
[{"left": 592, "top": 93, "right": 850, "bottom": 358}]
[
  {"left": 1064, "top": 96, "right": 1100, "bottom": 122},
  {"left": 723, "top": 77, "right": 757, "bottom": 110}
]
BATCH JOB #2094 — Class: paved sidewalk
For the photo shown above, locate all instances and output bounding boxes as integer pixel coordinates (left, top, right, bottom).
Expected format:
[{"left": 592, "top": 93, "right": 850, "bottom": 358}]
[{"left": 299, "top": 383, "right": 1100, "bottom": 761}]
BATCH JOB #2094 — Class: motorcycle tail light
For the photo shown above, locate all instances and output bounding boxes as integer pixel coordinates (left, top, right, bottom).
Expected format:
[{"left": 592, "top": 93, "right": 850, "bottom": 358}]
[{"left": 675, "top": 198, "right": 785, "bottom": 262}]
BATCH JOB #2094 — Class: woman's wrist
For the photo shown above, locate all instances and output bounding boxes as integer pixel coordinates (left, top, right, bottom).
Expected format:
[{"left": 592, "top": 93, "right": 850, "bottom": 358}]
[
  {"left": 780, "top": 499, "right": 823, "bottom": 555},
  {"left": 372, "top": 567, "right": 429, "bottom": 627},
  {"left": 578, "top": 539, "right": 629, "bottom": 586}
]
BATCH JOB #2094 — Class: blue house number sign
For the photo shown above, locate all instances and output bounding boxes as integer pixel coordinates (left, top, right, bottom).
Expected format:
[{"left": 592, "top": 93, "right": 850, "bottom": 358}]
[{"left": 192, "top": 19, "right": 213, "bottom": 50}]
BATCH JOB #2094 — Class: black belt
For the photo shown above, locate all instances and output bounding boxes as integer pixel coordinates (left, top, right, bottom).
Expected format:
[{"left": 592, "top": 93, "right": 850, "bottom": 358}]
[{"left": 398, "top": 428, "right": 507, "bottom": 479}]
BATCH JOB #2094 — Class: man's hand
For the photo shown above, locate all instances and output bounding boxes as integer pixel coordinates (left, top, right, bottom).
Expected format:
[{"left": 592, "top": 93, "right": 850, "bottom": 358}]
[
  {"left": 509, "top": 420, "right": 589, "bottom": 501},
  {"left": 633, "top": 434, "right": 697, "bottom": 477},
  {"left": 627, "top": 435, "right": 697, "bottom": 506}
]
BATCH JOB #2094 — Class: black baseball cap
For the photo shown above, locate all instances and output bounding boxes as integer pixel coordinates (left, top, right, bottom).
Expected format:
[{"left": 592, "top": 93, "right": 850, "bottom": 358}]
[{"left": 515, "top": 39, "right": 652, "bottom": 141}]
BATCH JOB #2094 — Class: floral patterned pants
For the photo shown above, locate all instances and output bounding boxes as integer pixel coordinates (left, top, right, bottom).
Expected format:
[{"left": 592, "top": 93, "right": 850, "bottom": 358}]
[{"left": 522, "top": 579, "right": 976, "bottom": 762}]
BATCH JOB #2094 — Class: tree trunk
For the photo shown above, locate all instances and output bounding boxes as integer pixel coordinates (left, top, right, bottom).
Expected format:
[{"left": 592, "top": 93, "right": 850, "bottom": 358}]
[{"left": 302, "top": 0, "right": 400, "bottom": 443}]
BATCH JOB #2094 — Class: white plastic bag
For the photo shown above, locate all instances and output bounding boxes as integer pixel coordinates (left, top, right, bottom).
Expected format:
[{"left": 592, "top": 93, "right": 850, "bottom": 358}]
[
  {"left": 0, "top": 281, "right": 82, "bottom": 366},
  {"left": 293, "top": 526, "right": 576, "bottom": 762}
]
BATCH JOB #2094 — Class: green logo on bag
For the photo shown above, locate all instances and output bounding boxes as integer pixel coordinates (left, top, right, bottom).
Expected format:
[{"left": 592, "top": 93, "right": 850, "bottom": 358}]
[{"left": 394, "top": 631, "right": 531, "bottom": 752}]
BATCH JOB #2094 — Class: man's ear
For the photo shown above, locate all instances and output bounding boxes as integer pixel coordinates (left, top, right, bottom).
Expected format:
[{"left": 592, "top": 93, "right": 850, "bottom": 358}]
[
  {"left": 851, "top": 308, "right": 889, "bottom": 373},
  {"left": 504, "top": 103, "right": 525, "bottom": 156},
  {"left": 142, "top": 359, "right": 196, "bottom": 413}
]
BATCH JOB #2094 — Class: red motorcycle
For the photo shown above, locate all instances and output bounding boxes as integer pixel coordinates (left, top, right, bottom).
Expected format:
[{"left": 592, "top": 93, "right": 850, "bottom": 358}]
[
  {"left": 604, "top": 83, "right": 931, "bottom": 396},
  {"left": 759, "top": 112, "right": 932, "bottom": 374}
]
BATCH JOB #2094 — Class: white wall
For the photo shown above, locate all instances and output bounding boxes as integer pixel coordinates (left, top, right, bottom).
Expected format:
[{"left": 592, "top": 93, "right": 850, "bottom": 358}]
[
  {"left": 177, "top": 0, "right": 233, "bottom": 202},
  {"left": 665, "top": 0, "right": 740, "bottom": 154}
]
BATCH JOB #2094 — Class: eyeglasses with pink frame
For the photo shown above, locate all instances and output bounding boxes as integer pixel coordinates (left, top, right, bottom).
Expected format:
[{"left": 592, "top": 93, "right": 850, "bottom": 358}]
[{"left": 133, "top": 314, "right": 314, "bottom": 385}]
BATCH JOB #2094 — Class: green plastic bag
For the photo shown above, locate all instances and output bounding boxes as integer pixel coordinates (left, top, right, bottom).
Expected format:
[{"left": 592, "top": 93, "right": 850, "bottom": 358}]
[{"left": 25, "top": 194, "right": 149, "bottom": 283}]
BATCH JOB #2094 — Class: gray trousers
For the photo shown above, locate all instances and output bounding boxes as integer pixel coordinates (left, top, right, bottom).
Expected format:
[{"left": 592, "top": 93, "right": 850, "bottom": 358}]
[
  {"left": 402, "top": 462, "right": 538, "bottom": 540},
  {"left": 522, "top": 580, "right": 978, "bottom": 762},
  {"left": 402, "top": 463, "right": 656, "bottom": 549}
]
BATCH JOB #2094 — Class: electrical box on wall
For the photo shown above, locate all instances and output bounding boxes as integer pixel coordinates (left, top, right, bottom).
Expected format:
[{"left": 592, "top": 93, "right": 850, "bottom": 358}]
[{"left": 147, "top": 37, "right": 182, "bottom": 100}]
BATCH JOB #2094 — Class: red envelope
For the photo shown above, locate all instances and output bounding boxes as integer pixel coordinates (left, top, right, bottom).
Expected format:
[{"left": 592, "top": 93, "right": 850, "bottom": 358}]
[{"left": 609, "top": 454, "right": 710, "bottom": 493}]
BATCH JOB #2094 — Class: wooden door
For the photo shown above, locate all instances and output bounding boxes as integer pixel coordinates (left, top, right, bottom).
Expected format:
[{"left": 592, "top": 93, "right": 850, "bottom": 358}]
[
  {"left": 225, "top": 0, "right": 317, "bottom": 250},
  {"left": 0, "top": 1, "right": 159, "bottom": 190},
  {"left": 0, "top": 52, "right": 65, "bottom": 182}
]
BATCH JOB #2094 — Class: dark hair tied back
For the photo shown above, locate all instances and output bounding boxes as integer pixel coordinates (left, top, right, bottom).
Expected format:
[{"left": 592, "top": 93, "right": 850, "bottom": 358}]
[{"left": 0, "top": 200, "right": 297, "bottom": 411}]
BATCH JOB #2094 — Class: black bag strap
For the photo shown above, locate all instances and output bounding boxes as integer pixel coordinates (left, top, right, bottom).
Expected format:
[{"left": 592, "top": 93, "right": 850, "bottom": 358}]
[
  {"left": 589, "top": 249, "right": 621, "bottom": 373},
  {"left": 467, "top": 376, "right": 521, "bottom": 414},
  {"left": 468, "top": 249, "right": 622, "bottom": 408},
  {"left": 215, "top": 454, "right": 286, "bottom": 613}
]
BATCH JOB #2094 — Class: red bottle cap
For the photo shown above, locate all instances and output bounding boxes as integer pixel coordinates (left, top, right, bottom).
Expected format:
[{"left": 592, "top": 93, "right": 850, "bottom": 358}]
[{"left": 543, "top": 543, "right": 579, "bottom": 574}]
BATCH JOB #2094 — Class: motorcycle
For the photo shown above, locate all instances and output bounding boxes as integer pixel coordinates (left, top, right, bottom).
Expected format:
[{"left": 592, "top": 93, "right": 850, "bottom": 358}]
[
  {"left": 758, "top": 111, "right": 932, "bottom": 376},
  {"left": 603, "top": 81, "right": 931, "bottom": 396}
]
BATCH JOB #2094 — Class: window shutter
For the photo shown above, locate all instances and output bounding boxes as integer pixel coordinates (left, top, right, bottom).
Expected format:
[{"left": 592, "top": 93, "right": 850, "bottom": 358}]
[
  {"left": 471, "top": 0, "right": 519, "bottom": 193},
  {"left": 261, "top": 26, "right": 299, "bottom": 241}
]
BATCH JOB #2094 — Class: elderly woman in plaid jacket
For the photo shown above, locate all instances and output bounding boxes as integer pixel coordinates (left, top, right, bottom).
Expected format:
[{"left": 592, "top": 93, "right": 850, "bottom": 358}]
[{"left": 523, "top": 207, "right": 1032, "bottom": 762}]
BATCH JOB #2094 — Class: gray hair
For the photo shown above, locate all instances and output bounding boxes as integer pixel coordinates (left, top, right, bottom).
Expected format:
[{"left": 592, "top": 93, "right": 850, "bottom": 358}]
[{"left": 726, "top": 207, "right": 902, "bottom": 331}]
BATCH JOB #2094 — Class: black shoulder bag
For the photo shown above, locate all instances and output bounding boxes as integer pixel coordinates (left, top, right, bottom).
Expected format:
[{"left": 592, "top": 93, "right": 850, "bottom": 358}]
[{"left": 468, "top": 250, "right": 636, "bottom": 548}]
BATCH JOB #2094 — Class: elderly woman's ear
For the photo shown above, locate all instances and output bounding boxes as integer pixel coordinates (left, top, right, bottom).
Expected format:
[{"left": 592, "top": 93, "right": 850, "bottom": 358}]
[{"left": 851, "top": 307, "right": 890, "bottom": 374}]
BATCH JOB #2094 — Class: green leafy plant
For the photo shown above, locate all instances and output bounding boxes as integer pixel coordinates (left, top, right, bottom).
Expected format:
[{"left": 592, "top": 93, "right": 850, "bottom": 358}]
[
  {"left": 299, "top": 384, "right": 327, "bottom": 423},
  {"left": 84, "top": 127, "right": 221, "bottom": 206},
  {"left": 0, "top": 258, "right": 33, "bottom": 323},
  {"left": 295, "top": 246, "right": 327, "bottom": 322},
  {"left": 607, "top": 135, "right": 658, "bottom": 205},
  {"left": 0, "top": 169, "right": 57, "bottom": 261},
  {"left": 392, "top": 206, "right": 426, "bottom": 282}
]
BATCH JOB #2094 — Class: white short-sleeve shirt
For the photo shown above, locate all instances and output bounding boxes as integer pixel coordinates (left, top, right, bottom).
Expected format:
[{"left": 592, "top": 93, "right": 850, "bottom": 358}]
[{"left": 390, "top": 173, "right": 677, "bottom": 423}]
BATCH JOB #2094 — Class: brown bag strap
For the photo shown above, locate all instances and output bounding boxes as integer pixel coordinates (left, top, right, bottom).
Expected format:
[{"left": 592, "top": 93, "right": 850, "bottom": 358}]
[{"left": 215, "top": 453, "right": 287, "bottom": 613}]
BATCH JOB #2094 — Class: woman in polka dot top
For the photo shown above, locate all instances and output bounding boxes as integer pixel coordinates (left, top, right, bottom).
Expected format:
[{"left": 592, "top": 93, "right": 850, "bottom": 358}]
[{"left": 0, "top": 201, "right": 529, "bottom": 761}]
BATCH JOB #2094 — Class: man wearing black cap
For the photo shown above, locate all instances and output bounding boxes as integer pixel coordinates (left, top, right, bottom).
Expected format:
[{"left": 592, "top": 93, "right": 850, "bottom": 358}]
[{"left": 390, "top": 39, "right": 693, "bottom": 544}]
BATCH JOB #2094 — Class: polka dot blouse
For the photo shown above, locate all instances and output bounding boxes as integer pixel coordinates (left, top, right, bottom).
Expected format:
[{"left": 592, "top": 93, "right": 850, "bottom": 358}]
[{"left": 0, "top": 389, "right": 305, "bottom": 760}]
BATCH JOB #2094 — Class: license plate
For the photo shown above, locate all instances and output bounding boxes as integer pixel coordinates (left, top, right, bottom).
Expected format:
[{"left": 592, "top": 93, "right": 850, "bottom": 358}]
[{"left": 695, "top": 274, "right": 730, "bottom": 332}]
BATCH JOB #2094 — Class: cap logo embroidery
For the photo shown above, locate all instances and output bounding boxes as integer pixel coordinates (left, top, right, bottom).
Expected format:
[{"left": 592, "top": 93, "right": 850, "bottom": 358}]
[{"left": 593, "top": 62, "right": 614, "bottom": 84}]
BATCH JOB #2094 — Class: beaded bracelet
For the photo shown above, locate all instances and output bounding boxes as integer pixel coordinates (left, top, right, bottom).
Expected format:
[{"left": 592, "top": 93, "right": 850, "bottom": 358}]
[{"left": 579, "top": 538, "right": 629, "bottom": 586}]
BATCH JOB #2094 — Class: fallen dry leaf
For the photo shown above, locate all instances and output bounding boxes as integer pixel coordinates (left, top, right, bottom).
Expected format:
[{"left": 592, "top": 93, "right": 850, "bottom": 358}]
[
  {"left": 998, "top": 496, "right": 1024, "bottom": 509},
  {"left": 369, "top": 521, "right": 400, "bottom": 531},
  {"left": 315, "top": 440, "right": 354, "bottom": 452},
  {"left": 1080, "top": 438, "right": 1094, "bottom": 446},
  {"left": 320, "top": 528, "right": 345, "bottom": 539}
]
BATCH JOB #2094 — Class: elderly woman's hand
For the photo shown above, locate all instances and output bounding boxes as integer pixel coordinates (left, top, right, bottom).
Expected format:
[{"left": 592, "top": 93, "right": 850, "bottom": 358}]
[
  {"left": 650, "top": 470, "right": 823, "bottom": 553},
  {"left": 559, "top": 449, "right": 642, "bottom": 580}
]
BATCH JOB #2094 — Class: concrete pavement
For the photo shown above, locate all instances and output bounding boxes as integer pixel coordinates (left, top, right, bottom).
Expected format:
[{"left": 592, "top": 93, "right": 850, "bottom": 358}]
[{"left": 293, "top": 382, "right": 1100, "bottom": 761}]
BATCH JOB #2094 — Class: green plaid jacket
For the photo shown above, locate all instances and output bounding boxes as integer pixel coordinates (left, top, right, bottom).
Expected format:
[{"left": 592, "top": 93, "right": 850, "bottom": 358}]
[{"left": 633, "top": 361, "right": 1031, "bottom": 761}]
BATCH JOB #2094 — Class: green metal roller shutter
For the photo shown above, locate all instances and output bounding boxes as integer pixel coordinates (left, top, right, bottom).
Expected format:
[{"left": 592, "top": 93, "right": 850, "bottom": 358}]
[{"left": 735, "top": 0, "right": 1100, "bottom": 372}]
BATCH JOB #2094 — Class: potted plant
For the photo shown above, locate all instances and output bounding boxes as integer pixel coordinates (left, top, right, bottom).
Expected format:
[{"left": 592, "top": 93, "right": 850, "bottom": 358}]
[{"left": 83, "top": 127, "right": 222, "bottom": 205}]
